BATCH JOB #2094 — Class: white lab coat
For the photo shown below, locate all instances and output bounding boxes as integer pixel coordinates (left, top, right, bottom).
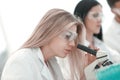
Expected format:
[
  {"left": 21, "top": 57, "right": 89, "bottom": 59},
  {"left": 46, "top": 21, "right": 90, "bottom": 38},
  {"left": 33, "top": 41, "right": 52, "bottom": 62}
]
[
  {"left": 1, "top": 48, "right": 64, "bottom": 80},
  {"left": 84, "top": 37, "right": 120, "bottom": 80},
  {"left": 104, "top": 19, "right": 120, "bottom": 54},
  {"left": 94, "top": 37, "right": 120, "bottom": 63}
]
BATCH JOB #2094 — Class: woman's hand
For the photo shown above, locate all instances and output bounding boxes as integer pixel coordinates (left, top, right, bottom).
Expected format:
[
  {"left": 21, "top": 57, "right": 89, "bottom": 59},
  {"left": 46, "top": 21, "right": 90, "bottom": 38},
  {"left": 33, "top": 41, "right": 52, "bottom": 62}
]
[
  {"left": 85, "top": 45, "right": 99, "bottom": 65},
  {"left": 84, "top": 50, "right": 109, "bottom": 80}
]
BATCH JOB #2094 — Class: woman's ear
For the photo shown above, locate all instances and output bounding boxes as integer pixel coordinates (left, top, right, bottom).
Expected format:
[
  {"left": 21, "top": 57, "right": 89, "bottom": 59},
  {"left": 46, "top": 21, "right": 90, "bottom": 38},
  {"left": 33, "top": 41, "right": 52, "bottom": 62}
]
[
  {"left": 111, "top": 8, "right": 115, "bottom": 14},
  {"left": 111, "top": 8, "right": 118, "bottom": 15}
]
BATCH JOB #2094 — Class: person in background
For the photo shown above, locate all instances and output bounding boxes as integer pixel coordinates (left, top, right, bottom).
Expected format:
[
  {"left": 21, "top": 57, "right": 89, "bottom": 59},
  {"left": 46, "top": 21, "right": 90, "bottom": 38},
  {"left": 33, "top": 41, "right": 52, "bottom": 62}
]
[
  {"left": 1, "top": 8, "right": 85, "bottom": 80},
  {"left": 104, "top": 0, "right": 120, "bottom": 53},
  {"left": 73, "top": 0, "right": 120, "bottom": 79}
]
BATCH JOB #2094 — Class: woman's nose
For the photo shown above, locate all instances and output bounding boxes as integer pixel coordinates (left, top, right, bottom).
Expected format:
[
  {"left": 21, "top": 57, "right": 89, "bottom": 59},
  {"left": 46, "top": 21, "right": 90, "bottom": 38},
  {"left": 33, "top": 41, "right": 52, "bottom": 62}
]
[
  {"left": 97, "top": 17, "right": 102, "bottom": 23},
  {"left": 69, "top": 40, "right": 75, "bottom": 47}
]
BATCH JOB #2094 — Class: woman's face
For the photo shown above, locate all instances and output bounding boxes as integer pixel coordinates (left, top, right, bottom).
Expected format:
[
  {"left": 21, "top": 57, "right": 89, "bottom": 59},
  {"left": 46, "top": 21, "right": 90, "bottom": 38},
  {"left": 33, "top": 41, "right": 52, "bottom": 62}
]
[
  {"left": 47, "top": 25, "right": 78, "bottom": 58},
  {"left": 84, "top": 5, "right": 103, "bottom": 34}
]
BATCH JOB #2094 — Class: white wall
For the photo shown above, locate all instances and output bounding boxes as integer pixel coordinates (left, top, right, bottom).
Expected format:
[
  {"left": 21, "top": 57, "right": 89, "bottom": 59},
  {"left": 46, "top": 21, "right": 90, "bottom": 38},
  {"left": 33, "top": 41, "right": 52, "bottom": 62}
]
[
  {"left": 0, "top": 0, "right": 80, "bottom": 53},
  {"left": 0, "top": 0, "right": 113, "bottom": 54},
  {"left": 0, "top": 15, "right": 7, "bottom": 53}
]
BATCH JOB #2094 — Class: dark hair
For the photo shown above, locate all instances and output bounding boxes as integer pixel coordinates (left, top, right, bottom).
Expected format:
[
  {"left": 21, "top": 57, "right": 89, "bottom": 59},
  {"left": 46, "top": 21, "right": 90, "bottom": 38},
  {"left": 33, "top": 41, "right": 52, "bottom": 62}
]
[
  {"left": 107, "top": 0, "right": 120, "bottom": 8},
  {"left": 74, "top": 0, "right": 103, "bottom": 41}
]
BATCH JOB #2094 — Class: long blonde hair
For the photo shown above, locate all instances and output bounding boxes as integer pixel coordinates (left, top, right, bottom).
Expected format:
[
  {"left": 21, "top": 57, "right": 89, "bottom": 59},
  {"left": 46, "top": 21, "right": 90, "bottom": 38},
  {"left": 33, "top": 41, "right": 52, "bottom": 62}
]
[
  {"left": 21, "top": 8, "right": 83, "bottom": 49},
  {"left": 68, "top": 21, "right": 87, "bottom": 80},
  {"left": 21, "top": 8, "right": 86, "bottom": 79}
]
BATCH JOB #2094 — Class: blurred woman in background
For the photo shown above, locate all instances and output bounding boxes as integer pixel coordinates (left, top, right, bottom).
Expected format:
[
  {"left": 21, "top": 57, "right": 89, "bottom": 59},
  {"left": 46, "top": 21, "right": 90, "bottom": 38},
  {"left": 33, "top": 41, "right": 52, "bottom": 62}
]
[{"left": 72, "top": 0, "right": 120, "bottom": 79}]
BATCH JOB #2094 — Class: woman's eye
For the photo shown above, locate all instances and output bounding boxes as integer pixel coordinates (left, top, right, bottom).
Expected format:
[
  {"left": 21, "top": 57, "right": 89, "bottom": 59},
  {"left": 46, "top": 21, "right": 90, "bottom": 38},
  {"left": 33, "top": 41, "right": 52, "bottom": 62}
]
[
  {"left": 65, "top": 33, "right": 71, "bottom": 40},
  {"left": 93, "top": 13, "right": 99, "bottom": 18},
  {"left": 65, "top": 34, "right": 71, "bottom": 40},
  {"left": 60, "top": 30, "right": 77, "bottom": 42}
]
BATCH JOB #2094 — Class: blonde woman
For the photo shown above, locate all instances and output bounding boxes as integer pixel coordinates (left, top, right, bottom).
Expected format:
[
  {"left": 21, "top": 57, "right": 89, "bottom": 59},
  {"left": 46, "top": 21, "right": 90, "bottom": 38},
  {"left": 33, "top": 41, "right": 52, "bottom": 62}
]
[{"left": 1, "top": 8, "right": 85, "bottom": 80}]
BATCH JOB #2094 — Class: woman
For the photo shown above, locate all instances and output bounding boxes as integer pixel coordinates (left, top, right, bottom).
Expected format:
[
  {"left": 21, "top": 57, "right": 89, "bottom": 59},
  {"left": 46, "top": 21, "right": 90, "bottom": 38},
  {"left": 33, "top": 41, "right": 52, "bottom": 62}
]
[
  {"left": 74, "top": 0, "right": 103, "bottom": 66},
  {"left": 1, "top": 8, "right": 84, "bottom": 80},
  {"left": 71, "top": 0, "right": 120, "bottom": 79},
  {"left": 104, "top": 0, "right": 120, "bottom": 53}
]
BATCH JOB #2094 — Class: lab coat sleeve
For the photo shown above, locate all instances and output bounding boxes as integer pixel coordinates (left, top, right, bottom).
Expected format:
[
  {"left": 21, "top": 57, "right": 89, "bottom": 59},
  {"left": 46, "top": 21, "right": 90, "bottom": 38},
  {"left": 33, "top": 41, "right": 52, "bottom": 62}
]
[{"left": 1, "top": 53, "right": 43, "bottom": 80}]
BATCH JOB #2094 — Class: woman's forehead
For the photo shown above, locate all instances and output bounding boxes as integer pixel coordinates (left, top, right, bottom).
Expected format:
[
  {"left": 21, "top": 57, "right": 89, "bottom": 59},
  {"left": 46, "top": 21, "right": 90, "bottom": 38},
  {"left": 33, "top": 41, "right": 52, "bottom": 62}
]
[
  {"left": 68, "top": 25, "right": 77, "bottom": 30},
  {"left": 114, "top": 1, "right": 120, "bottom": 8},
  {"left": 89, "top": 5, "right": 102, "bottom": 12},
  {"left": 64, "top": 23, "right": 77, "bottom": 31}
]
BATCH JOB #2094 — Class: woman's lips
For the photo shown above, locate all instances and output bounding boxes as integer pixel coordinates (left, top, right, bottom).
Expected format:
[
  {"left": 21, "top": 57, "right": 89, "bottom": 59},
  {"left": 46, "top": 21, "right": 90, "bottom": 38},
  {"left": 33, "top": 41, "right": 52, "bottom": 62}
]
[{"left": 65, "top": 49, "right": 72, "bottom": 54}]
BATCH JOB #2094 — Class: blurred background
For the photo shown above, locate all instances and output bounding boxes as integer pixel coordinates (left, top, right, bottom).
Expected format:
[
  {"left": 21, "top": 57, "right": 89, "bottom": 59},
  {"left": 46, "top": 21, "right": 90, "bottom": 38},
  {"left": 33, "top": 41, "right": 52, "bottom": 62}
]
[{"left": 0, "top": 0, "right": 114, "bottom": 55}]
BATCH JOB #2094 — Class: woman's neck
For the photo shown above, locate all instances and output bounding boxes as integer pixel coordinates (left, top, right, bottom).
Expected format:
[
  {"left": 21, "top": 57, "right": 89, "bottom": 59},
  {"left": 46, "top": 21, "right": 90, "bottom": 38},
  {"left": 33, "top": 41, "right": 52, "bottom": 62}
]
[
  {"left": 86, "top": 32, "right": 95, "bottom": 48},
  {"left": 115, "top": 16, "right": 120, "bottom": 23},
  {"left": 41, "top": 46, "right": 54, "bottom": 62}
]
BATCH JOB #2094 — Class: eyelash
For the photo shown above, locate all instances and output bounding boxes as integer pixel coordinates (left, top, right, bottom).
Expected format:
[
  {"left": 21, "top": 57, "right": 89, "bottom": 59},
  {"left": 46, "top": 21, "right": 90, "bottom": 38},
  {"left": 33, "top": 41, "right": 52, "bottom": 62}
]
[
  {"left": 93, "top": 14, "right": 99, "bottom": 18},
  {"left": 64, "top": 33, "right": 72, "bottom": 40},
  {"left": 59, "top": 30, "right": 77, "bottom": 42},
  {"left": 65, "top": 35, "right": 71, "bottom": 40}
]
